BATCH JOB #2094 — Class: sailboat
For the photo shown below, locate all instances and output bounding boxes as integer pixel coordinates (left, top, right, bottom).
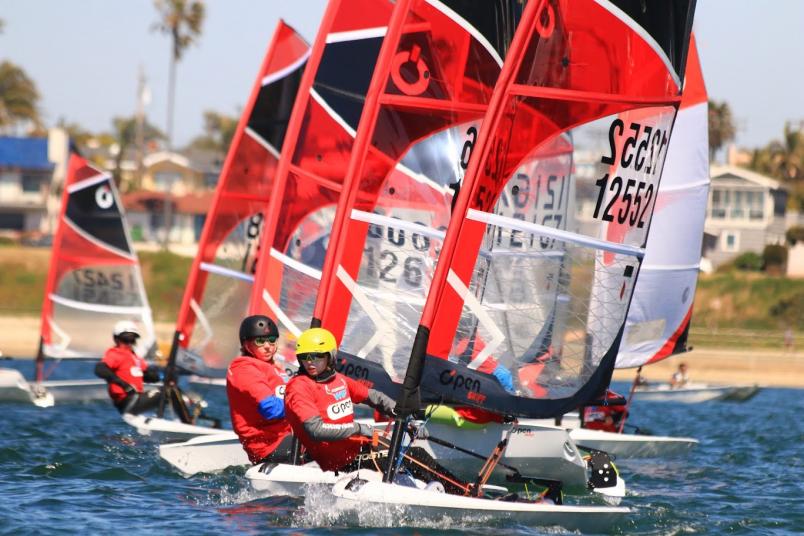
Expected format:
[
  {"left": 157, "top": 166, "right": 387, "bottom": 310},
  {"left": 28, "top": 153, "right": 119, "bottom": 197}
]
[
  {"left": 321, "top": 0, "right": 696, "bottom": 529},
  {"left": 526, "top": 34, "right": 712, "bottom": 456},
  {"left": 124, "top": 20, "right": 313, "bottom": 441},
  {"left": 243, "top": 0, "right": 624, "bottom": 513},
  {"left": 621, "top": 35, "right": 759, "bottom": 405},
  {"left": 0, "top": 153, "right": 156, "bottom": 407}
]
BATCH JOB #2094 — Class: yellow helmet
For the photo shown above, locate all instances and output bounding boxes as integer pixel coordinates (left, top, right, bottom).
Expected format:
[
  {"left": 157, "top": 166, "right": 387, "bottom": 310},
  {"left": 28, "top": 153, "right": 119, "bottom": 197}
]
[{"left": 296, "top": 327, "right": 338, "bottom": 356}]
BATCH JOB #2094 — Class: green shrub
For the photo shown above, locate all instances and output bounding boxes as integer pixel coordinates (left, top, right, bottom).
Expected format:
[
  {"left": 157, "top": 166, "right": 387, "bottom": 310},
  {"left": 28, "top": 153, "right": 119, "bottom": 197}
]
[
  {"left": 762, "top": 244, "right": 788, "bottom": 270},
  {"left": 787, "top": 226, "right": 804, "bottom": 245},
  {"left": 733, "top": 251, "right": 763, "bottom": 271}
]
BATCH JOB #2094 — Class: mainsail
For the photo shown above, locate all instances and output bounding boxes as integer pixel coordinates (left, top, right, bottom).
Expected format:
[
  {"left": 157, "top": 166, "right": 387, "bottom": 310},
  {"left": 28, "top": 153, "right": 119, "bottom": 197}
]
[
  {"left": 312, "top": 0, "right": 525, "bottom": 397},
  {"left": 171, "top": 20, "right": 310, "bottom": 377},
  {"left": 38, "top": 154, "right": 155, "bottom": 374},
  {"left": 246, "top": 0, "right": 396, "bottom": 356},
  {"left": 403, "top": 0, "right": 698, "bottom": 419},
  {"left": 616, "top": 34, "right": 709, "bottom": 368}
]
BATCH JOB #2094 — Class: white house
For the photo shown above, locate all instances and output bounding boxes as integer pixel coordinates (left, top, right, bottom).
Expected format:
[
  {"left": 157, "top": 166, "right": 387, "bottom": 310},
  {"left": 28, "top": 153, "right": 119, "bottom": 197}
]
[{"left": 703, "top": 165, "right": 788, "bottom": 267}]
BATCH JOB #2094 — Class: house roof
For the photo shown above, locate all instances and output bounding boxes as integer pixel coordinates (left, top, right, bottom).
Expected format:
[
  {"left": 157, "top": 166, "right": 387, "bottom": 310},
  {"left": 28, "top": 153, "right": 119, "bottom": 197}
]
[
  {"left": 710, "top": 165, "right": 784, "bottom": 190},
  {"left": 122, "top": 190, "right": 213, "bottom": 215},
  {"left": 0, "top": 136, "right": 54, "bottom": 170}
]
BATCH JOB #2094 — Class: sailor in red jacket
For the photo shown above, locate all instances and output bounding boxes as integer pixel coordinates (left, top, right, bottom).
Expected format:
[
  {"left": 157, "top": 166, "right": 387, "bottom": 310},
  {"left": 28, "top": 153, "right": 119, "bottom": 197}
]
[
  {"left": 226, "top": 315, "right": 293, "bottom": 464},
  {"left": 94, "top": 320, "right": 161, "bottom": 414},
  {"left": 284, "top": 327, "right": 396, "bottom": 472}
]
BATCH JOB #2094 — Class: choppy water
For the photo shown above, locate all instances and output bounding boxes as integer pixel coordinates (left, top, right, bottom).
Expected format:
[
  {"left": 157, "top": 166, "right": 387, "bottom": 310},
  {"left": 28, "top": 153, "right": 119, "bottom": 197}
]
[{"left": 1, "top": 361, "right": 802, "bottom": 535}]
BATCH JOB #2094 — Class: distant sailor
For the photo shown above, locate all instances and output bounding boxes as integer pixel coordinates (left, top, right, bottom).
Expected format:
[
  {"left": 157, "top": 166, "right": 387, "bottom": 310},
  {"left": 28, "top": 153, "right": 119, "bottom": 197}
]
[
  {"left": 226, "top": 315, "right": 293, "bottom": 464},
  {"left": 670, "top": 362, "right": 690, "bottom": 389},
  {"left": 94, "top": 320, "right": 162, "bottom": 414}
]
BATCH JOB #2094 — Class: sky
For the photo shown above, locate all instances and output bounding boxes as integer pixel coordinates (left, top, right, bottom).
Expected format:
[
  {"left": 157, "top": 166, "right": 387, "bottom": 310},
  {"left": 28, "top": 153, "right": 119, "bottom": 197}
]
[{"left": 1, "top": 0, "right": 802, "bottom": 152}]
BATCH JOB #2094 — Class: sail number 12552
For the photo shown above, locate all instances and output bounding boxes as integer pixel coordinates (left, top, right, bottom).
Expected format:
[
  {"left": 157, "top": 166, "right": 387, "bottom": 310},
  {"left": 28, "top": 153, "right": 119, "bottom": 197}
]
[{"left": 593, "top": 119, "right": 667, "bottom": 227}]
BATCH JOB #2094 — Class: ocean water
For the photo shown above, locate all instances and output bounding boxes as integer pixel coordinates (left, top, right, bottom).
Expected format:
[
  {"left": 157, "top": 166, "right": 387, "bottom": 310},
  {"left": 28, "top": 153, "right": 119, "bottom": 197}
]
[{"left": 1, "top": 361, "right": 802, "bottom": 535}]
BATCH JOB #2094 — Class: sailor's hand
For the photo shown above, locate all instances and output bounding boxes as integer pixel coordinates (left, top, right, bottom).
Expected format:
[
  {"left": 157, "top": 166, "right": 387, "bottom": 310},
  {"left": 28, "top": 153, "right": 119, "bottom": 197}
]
[
  {"left": 143, "top": 366, "right": 161, "bottom": 383},
  {"left": 355, "top": 423, "right": 375, "bottom": 438},
  {"left": 407, "top": 422, "right": 429, "bottom": 440}
]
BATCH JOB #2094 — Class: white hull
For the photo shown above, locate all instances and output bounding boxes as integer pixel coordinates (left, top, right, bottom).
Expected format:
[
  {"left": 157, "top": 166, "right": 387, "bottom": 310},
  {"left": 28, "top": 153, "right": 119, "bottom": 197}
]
[
  {"left": 188, "top": 375, "right": 226, "bottom": 387},
  {"left": 0, "top": 368, "right": 133, "bottom": 406},
  {"left": 122, "top": 413, "right": 227, "bottom": 443},
  {"left": 331, "top": 470, "right": 629, "bottom": 532},
  {"left": 634, "top": 382, "right": 760, "bottom": 403},
  {"left": 523, "top": 417, "right": 699, "bottom": 458},
  {"left": 247, "top": 462, "right": 338, "bottom": 496},
  {"left": 158, "top": 432, "right": 248, "bottom": 476},
  {"left": 420, "top": 420, "right": 589, "bottom": 490}
]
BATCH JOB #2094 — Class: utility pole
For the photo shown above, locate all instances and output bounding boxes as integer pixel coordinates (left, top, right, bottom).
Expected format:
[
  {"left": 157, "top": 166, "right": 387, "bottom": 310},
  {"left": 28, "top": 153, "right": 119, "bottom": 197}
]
[{"left": 135, "top": 66, "right": 149, "bottom": 191}]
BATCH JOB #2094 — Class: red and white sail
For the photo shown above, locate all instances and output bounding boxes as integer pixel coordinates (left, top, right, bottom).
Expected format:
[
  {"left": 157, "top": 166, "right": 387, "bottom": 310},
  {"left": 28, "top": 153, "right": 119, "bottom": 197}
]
[
  {"left": 616, "top": 34, "right": 709, "bottom": 368},
  {"left": 246, "top": 0, "right": 396, "bottom": 363},
  {"left": 172, "top": 20, "right": 310, "bottom": 376},
  {"left": 405, "top": 0, "right": 697, "bottom": 417},
  {"left": 39, "top": 154, "right": 155, "bottom": 364},
  {"left": 310, "top": 0, "right": 525, "bottom": 393}
]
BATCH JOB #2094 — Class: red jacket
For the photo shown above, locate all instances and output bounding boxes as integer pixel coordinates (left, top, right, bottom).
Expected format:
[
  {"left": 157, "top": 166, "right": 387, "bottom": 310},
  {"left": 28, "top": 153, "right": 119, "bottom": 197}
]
[
  {"left": 226, "top": 355, "right": 292, "bottom": 463},
  {"left": 284, "top": 372, "right": 368, "bottom": 471},
  {"left": 101, "top": 346, "right": 147, "bottom": 402}
]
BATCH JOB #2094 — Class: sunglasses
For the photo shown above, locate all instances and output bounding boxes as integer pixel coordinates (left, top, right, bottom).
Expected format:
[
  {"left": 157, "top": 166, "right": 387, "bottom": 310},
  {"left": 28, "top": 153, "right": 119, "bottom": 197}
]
[
  {"left": 297, "top": 352, "right": 330, "bottom": 362},
  {"left": 253, "top": 336, "right": 278, "bottom": 345}
]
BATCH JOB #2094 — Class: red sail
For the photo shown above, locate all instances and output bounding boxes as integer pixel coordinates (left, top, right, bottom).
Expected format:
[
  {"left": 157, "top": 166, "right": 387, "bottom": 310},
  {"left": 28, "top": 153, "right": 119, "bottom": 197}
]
[
  {"left": 172, "top": 20, "right": 310, "bottom": 376},
  {"left": 311, "top": 0, "right": 525, "bottom": 390},
  {"left": 39, "top": 153, "right": 154, "bottom": 369},
  {"left": 246, "top": 0, "right": 395, "bottom": 365},
  {"left": 409, "top": 0, "right": 696, "bottom": 417}
]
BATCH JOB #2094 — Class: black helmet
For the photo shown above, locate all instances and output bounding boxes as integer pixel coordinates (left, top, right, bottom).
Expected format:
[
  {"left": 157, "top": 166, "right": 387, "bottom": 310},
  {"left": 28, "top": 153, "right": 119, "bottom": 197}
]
[{"left": 239, "top": 315, "right": 279, "bottom": 343}]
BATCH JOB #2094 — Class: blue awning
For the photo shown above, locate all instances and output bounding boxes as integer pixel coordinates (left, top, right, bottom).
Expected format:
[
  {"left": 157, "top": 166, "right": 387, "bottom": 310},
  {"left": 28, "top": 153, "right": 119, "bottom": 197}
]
[{"left": 0, "top": 137, "right": 54, "bottom": 170}]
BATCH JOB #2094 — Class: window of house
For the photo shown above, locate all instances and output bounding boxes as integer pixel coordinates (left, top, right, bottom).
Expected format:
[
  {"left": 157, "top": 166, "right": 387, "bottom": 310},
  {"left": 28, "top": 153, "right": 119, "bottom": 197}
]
[
  {"left": 154, "top": 171, "right": 182, "bottom": 192},
  {"left": 722, "top": 231, "right": 739, "bottom": 252},
  {"left": 710, "top": 189, "right": 726, "bottom": 218},
  {"left": 749, "top": 191, "right": 764, "bottom": 220},
  {"left": 21, "top": 171, "right": 48, "bottom": 193}
]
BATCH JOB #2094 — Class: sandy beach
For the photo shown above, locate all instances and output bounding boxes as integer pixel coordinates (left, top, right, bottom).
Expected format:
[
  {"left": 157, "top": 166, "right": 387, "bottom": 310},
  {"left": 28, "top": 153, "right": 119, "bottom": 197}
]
[{"left": 3, "top": 315, "right": 802, "bottom": 388}]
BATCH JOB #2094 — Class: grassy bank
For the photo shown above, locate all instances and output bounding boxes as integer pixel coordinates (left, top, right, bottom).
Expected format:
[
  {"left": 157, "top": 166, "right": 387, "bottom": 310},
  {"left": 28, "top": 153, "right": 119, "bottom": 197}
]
[
  {"left": 1, "top": 245, "right": 803, "bottom": 348},
  {"left": 0, "top": 246, "right": 192, "bottom": 322}
]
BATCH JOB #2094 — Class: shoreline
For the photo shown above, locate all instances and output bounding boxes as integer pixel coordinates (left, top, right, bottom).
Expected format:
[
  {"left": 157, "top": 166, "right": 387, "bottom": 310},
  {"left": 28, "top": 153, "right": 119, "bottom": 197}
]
[{"left": 3, "top": 316, "right": 802, "bottom": 388}]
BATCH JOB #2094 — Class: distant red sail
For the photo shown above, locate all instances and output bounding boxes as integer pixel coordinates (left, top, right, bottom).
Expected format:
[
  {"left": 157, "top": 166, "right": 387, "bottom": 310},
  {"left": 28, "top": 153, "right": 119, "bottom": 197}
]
[
  {"left": 247, "top": 0, "right": 396, "bottom": 364},
  {"left": 39, "top": 153, "right": 155, "bottom": 369},
  {"left": 172, "top": 20, "right": 310, "bottom": 376}
]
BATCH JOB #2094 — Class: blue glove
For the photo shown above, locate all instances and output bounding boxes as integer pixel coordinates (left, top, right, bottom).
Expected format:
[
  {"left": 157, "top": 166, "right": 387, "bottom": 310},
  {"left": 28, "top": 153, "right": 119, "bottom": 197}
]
[
  {"left": 492, "top": 364, "right": 515, "bottom": 394},
  {"left": 258, "top": 395, "right": 285, "bottom": 420}
]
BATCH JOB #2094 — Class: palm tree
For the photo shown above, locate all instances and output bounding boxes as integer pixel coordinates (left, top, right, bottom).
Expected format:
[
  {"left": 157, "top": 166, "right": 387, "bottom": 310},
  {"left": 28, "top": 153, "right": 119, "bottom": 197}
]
[
  {"left": 708, "top": 100, "right": 736, "bottom": 162},
  {"left": 109, "top": 115, "right": 165, "bottom": 189},
  {"left": 189, "top": 110, "right": 238, "bottom": 154},
  {"left": 0, "top": 60, "right": 41, "bottom": 133},
  {"left": 152, "top": 0, "right": 205, "bottom": 149}
]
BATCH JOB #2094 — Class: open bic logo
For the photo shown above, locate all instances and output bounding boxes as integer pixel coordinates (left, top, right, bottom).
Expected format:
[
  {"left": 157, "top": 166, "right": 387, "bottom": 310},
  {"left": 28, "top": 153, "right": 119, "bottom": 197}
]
[{"left": 326, "top": 399, "right": 353, "bottom": 420}]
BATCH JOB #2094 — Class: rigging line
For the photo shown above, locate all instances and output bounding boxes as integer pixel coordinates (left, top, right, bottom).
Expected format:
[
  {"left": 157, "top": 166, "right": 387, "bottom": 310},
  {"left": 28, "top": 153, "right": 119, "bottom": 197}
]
[
  {"left": 335, "top": 266, "right": 393, "bottom": 373},
  {"left": 261, "top": 288, "right": 303, "bottom": 338},
  {"left": 447, "top": 270, "right": 505, "bottom": 369},
  {"left": 188, "top": 298, "right": 214, "bottom": 350}
]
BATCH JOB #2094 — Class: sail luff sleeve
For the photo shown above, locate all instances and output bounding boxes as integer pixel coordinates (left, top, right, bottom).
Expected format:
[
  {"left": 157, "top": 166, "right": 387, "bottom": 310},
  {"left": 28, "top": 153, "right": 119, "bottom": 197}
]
[
  {"left": 313, "top": 0, "right": 413, "bottom": 327},
  {"left": 174, "top": 20, "right": 301, "bottom": 343}
]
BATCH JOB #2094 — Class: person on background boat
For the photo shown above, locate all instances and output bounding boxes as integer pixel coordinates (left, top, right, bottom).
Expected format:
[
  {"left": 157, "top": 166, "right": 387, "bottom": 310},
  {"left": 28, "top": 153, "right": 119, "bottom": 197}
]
[
  {"left": 226, "top": 315, "right": 294, "bottom": 464},
  {"left": 582, "top": 390, "right": 627, "bottom": 432},
  {"left": 94, "top": 320, "right": 162, "bottom": 414},
  {"left": 670, "top": 362, "right": 690, "bottom": 389}
]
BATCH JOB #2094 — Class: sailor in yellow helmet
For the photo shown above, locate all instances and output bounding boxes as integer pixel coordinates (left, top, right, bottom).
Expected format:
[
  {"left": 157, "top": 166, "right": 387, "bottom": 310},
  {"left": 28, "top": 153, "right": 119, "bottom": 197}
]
[{"left": 284, "top": 327, "right": 396, "bottom": 471}]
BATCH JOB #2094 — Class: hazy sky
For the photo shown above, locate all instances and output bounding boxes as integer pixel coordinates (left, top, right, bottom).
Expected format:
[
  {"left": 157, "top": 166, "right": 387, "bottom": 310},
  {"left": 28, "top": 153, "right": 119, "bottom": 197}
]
[{"left": 2, "top": 1, "right": 802, "bottom": 151}]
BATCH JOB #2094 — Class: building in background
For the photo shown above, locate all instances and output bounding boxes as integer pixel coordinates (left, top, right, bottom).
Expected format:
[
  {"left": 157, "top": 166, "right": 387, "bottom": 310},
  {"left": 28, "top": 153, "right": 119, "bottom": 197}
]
[
  {"left": 0, "top": 128, "right": 69, "bottom": 238},
  {"left": 703, "top": 165, "right": 788, "bottom": 267}
]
